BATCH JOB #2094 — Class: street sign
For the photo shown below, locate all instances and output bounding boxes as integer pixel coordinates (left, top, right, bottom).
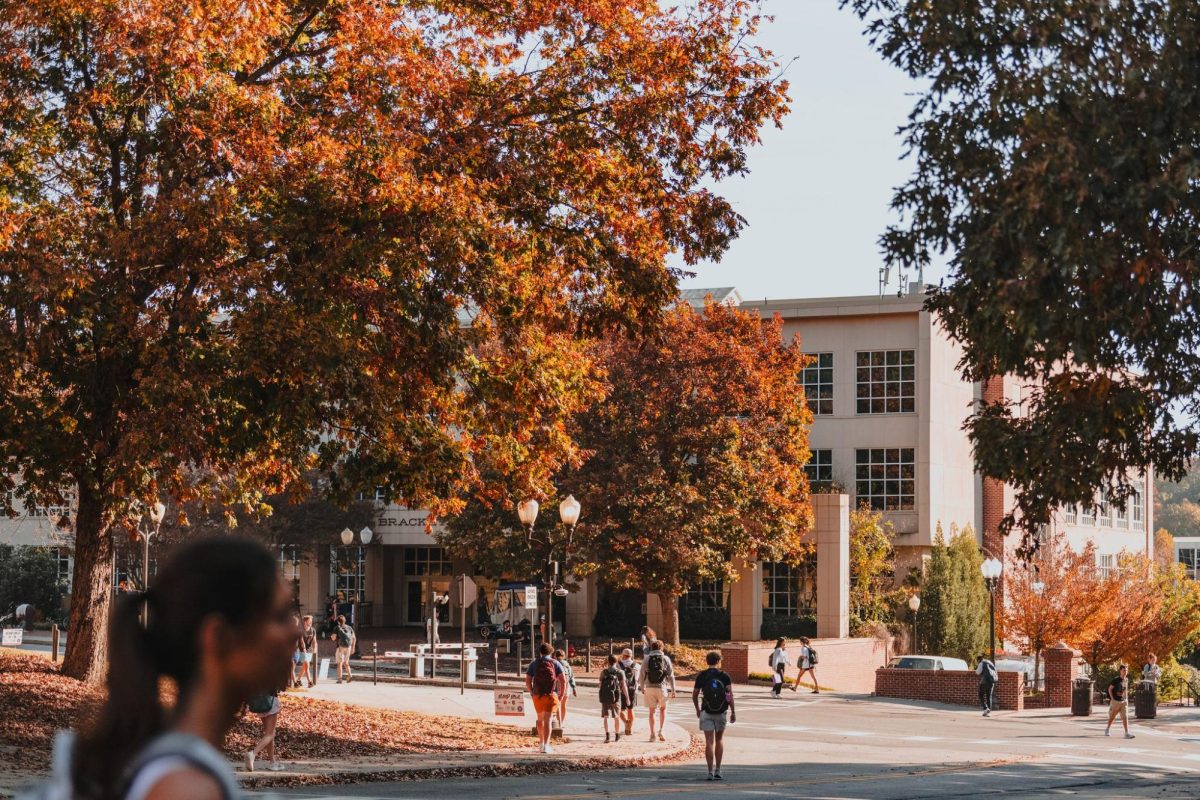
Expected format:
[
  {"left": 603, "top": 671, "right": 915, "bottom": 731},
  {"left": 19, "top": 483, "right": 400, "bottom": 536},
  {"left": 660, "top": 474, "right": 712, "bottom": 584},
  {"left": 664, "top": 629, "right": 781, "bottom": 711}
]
[
  {"left": 455, "top": 574, "right": 477, "bottom": 607},
  {"left": 524, "top": 585, "right": 538, "bottom": 610},
  {"left": 1, "top": 628, "right": 22, "bottom": 646},
  {"left": 494, "top": 688, "right": 525, "bottom": 717}
]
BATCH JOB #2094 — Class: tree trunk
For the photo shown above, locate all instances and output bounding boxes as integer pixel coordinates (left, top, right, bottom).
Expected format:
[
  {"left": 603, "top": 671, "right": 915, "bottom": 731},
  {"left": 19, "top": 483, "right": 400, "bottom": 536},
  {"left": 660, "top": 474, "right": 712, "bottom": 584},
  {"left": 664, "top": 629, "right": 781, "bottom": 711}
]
[
  {"left": 658, "top": 592, "right": 680, "bottom": 647},
  {"left": 61, "top": 488, "right": 114, "bottom": 684}
]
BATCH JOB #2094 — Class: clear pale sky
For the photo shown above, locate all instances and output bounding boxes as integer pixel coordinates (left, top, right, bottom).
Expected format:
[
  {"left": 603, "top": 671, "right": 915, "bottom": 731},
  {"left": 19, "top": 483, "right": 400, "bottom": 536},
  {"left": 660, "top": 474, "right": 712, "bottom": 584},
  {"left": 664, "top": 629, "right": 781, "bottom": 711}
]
[{"left": 676, "top": 0, "right": 946, "bottom": 301}]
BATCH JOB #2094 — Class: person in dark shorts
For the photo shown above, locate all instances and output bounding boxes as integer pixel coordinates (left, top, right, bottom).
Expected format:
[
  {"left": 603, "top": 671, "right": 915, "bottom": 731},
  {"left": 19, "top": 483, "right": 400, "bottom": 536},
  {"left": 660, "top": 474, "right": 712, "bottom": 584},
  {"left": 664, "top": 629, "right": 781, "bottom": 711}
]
[
  {"left": 598, "top": 654, "right": 631, "bottom": 742},
  {"left": 693, "top": 650, "right": 736, "bottom": 780}
]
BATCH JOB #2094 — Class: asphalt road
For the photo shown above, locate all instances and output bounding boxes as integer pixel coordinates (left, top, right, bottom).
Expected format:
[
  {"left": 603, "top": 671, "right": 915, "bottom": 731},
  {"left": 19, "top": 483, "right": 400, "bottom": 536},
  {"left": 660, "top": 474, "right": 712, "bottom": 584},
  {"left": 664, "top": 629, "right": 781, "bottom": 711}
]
[{"left": 254, "top": 686, "right": 1200, "bottom": 799}]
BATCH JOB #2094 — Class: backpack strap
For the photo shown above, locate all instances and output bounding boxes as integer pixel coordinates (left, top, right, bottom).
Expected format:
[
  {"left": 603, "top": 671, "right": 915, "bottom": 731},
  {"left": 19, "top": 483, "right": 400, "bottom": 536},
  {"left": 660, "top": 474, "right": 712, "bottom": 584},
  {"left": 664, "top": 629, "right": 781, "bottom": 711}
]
[{"left": 121, "top": 733, "right": 239, "bottom": 800}]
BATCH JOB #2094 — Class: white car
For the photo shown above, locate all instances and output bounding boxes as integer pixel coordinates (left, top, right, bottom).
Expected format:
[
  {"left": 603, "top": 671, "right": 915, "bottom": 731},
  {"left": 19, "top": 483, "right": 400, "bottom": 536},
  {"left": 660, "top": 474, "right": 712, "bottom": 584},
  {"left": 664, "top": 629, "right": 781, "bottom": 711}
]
[{"left": 888, "top": 655, "right": 971, "bottom": 671}]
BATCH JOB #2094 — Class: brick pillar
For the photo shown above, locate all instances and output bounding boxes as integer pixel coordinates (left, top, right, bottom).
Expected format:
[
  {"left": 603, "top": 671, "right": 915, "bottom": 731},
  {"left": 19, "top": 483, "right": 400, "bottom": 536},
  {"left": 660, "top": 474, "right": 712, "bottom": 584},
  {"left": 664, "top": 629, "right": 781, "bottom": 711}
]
[
  {"left": 728, "top": 557, "right": 762, "bottom": 641},
  {"left": 814, "top": 493, "right": 850, "bottom": 639},
  {"left": 1044, "top": 644, "right": 1082, "bottom": 708}
]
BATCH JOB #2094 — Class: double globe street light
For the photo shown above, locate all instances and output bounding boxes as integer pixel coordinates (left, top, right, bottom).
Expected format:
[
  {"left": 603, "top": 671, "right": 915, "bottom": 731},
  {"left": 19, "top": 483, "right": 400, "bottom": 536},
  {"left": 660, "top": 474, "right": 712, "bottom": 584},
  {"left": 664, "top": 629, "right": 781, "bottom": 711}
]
[
  {"left": 517, "top": 495, "right": 581, "bottom": 648},
  {"left": 980, "top": 556, "right": 1005, "bottom": 665}
]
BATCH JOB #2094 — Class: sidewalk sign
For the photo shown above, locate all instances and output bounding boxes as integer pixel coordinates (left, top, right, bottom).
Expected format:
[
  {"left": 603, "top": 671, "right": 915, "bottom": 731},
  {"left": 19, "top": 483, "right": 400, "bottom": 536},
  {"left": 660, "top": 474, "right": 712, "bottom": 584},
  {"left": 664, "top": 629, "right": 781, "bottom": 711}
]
[
  {"left": 523, "top": 586, "right": 538, "bottom": 610},
  {"left": 318, "top": 657, "right": 331, "bottom": 681},
  {"left": 494, "top": 688, "right": 525, "bottom": 717},
  {"left": 2, "top": 628, "right": 22, "bottom": 646}
]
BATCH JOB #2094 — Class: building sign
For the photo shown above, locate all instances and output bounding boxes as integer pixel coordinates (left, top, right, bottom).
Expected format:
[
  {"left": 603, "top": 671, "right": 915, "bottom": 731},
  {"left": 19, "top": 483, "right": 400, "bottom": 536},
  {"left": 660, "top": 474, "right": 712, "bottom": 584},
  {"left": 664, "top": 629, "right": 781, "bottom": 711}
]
[
  {"left": 524, "top": 586, "right": 539, "bottom": 610},
  {"left": 373, "top": 507, "right": 448, "bottom": 545},
  {"left": 494, "top": 688, "right": 525, "bottom": 717},
  {"left": 2, "top": 628, "right": 23, "bottom": 646}
]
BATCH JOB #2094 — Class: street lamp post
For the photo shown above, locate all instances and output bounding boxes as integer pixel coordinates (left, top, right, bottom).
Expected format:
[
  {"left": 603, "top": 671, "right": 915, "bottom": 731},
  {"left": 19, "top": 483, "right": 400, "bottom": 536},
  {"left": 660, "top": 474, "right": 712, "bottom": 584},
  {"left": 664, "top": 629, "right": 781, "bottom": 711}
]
[
  {"left": 907, "top": 594, "right": 921, "bottom": 654},
  {"left": 981, "top": 557, "right": 1004, "bottom": 665},
  {"left": 138, "top": 501, "right": 166, "bottom": 625},
  {"left": 517, "top": 495, "right": 581, "bottom": 650}
]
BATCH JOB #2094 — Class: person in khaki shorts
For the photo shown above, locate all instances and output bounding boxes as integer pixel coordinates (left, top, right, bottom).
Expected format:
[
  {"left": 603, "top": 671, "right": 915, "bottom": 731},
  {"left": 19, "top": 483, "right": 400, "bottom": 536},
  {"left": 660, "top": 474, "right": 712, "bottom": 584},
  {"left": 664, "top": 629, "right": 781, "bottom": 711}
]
[
  {"left": 1104, "top": 664, "right": 1135, "bottom": 739},
  {"left": 638, "top": 639, "right": 676, "bottom": 742}
]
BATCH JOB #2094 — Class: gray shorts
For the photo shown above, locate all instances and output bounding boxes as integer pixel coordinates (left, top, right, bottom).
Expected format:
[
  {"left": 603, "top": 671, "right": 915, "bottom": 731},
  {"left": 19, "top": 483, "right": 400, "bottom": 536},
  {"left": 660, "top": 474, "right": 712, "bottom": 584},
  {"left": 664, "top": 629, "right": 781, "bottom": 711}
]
[{"left": 698, "top": 710, "right": 728, "bottom": 732}]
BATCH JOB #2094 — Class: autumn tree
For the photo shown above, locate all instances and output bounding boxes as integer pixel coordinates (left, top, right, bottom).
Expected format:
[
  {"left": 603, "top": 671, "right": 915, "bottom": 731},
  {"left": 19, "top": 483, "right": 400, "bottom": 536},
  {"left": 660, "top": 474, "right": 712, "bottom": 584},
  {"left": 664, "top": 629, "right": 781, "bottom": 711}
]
[
  {"left": 0, "top": 0, "right": 790, "bottom": 681},
  {"left": 916, "top": 524, "right": 989, "bottom": 662},
  {"left": 848, "top": 506, "right": 903, "bottom": 634},
  {"left": 1000, "top": 534, "right": 1105, "bottom": 686},
  {"left": 845, "top": 0, "right": 1200, "bottom": 548}
]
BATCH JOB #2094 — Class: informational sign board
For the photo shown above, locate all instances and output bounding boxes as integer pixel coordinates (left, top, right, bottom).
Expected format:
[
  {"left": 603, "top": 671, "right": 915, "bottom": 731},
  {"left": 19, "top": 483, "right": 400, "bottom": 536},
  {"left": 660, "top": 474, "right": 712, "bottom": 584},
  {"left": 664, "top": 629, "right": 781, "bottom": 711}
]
[
  {"left": 524, "top": 586, "right": 539, "bottom": 610},
  {"left": 1, "top": 628, "right": 22, "bottom": 646},
  {"left": 494, "top": 688, "right": 525, "bottom": 717}
]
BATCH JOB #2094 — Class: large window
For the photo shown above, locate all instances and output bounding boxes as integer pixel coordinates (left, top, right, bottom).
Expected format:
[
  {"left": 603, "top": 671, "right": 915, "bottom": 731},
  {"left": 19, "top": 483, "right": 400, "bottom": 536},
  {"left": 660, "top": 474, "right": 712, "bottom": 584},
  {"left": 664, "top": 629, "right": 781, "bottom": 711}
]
[
  {"left": 1131, "top": 490, "right": 1144, "bottom": 528},
  {"left": 403, "top": 546, "right": 452, "bottom": 576},
  {"left": 801, "top": 353, "right": 834, "bottom": 416},
  {"left": 1080, "top": 505, "right": 1096, "bottom": 526},
  {"left": 1096, "top": 552, "right": 1116, "bottom": 580},
  {"left": 330, "top": 546, "right": 367, "bottom": 602},
  {"left": 1064, "top": 505, "right": 1078, "bottom": 525},
  {"left": 761, "top": 561, "right": 815, "bottom": 616},
  {"left": 28, "top": 491, "right": 73, "bottom": 518},
  {"left": 680, "top": 580, "right": 728, "bottom": 612},
  {"left": 805, "top": 450, "right": 833, "bottom": 489},
  {"left": 855, "top": 448, "right": 916, "bottom": 511},
  {"left": 855, "top": 350, "right": 915, "bottom": 414},
  {"left": 1098, "top": 494, "right": 1112, "bottom": 527},
  {"left": 1179, "top": 548, "right": 1200, "bottom": 580},
  {"left": 51, "top": 547, "right": 72, "bottom": 593}
]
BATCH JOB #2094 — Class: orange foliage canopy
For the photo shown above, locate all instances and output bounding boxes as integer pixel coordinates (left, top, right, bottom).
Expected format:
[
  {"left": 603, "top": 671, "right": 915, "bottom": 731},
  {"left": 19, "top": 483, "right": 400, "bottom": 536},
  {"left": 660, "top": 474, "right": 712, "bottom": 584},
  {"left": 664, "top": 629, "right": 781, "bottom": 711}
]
[{"left": 0, "top": 0, "right": 789, "bottom": 679}]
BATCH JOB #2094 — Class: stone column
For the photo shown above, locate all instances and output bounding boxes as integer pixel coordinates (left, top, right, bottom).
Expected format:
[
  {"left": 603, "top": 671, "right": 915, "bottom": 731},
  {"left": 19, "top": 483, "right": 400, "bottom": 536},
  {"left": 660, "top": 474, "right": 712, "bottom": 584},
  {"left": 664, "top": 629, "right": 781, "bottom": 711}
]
[
  {"left": 1044, "top": 643, "right": 1083, "bottom": 708},
  {"left": 645, "top": 592, "right": 665, "bottom": 633},
  {"left": 728, "top": 557, "right": 763, "bottom": 641},
  {"left": 564, "top": 573, "right": 598, "bottom": 637},
  {"left": 815, "top": 493, "right": 850, "bottom": 639}
]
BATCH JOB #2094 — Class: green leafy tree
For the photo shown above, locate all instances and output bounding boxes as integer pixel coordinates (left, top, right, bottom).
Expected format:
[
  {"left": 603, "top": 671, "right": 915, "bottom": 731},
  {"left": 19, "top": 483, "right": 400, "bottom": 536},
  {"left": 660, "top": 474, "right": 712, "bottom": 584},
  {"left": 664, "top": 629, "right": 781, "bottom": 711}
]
[
  {"left": 0, "top": 546, "right": 65, "bottom": 622},
  {"left": 916, "top": 524, "right": 989, "bottom": 662},
  {"left": 848, "top": 506, "right": 904, "bottom": 635},
  {"left": 845, "top": 0, "right": 1200, "bottom": 550}
]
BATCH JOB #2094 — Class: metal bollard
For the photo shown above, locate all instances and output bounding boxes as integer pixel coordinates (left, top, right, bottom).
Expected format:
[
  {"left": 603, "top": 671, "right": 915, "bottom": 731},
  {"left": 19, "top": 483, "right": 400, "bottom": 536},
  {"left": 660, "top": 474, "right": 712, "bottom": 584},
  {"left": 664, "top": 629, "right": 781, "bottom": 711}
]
[
  {"left": 515, "top": 639, "right": 523, "bottom": 678},
  {"left": 494, "top": 646, "right": 499, "bottom": 684},
  {"left": 608, "top": 638, "right": 613, "bottom": 655},
  {"left": 586, "top": 638, "right": 592, "bottom": 673},
  {"left": 372, "top": 642, "right": 378, "bottom": 685},
  {"left": 51, "top": 624, "right": 59, "bottom": 663},
  {"left": 630, "top": 637, "right": 635, "bottom": 656}
]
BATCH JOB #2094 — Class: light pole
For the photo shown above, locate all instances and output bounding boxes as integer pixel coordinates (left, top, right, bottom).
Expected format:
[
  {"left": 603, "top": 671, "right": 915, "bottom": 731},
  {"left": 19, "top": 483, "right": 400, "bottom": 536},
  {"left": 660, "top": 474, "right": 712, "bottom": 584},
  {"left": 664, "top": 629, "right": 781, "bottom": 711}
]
[
  {"left": 137, "top": 501, "right": 166, "bottom": 625},
  {"left": 517, "top": 495, "right": 580, "bottom": 650},
  {"left": 907, "top": 594, "right": 921, "bottom": 654},
  {"left": 981, "top": 556, "right": 1004, "bottom": 665}
]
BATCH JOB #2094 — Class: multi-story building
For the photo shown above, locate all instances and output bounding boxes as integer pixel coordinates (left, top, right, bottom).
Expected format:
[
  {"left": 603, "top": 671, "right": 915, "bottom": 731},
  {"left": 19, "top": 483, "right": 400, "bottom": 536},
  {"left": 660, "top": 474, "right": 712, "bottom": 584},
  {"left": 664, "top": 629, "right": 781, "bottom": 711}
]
[{"left": 0, "top": 288, "right": 1154, "bottom": 638}]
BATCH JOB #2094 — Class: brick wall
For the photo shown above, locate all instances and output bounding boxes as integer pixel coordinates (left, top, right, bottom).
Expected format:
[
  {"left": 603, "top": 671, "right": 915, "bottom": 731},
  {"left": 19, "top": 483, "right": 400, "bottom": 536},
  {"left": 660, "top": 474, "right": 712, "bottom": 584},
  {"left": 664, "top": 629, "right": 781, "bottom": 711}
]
[
  {"left": 1044, "top": 644, "right": 1084, "bottom": 708},
  {"left": 874, "top": 668, "right": 1025, "bottom": 711},
  {"left": 721, "top": 637, "right": 889, "bottom": 692}
]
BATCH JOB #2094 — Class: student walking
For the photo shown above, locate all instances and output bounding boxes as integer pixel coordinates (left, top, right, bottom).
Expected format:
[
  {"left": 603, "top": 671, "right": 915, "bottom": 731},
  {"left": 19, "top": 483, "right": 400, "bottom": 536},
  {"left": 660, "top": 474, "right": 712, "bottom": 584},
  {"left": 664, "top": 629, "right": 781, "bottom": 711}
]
[
  {"left": 792, "top": 636, "right": 819, "bottom": 693},
  {"left": 598, "top": 654, "right": 631, "bottom": 742},
  {"left": 1104, "top": 664, "right": 1135, "bottom": 739},
  {"left": 618, "top": 648, "right": 640, "bottom": 736},
  {"left": 526, "top": 642, "right": 566, "bottom": 753},
  {"left": 639, "top": 625, "right": 656, "bottom": 656},
  {"left": 693, "top": 651, "right": 735, "bottom": 781},
  {"left": 638, "top": 639, "right": 677, "bottom": 742},
  {"left": 331, "top": 614, "right": 356, "bottom": 683},
  {"left": 769, "top": 638, "right": 789, "bottom": 698},
  {"left": 245, "top": 688, "right": 284, "bottom": 772},
  {"left": 297, "top": 614, "right": 317, "bottom": 687},
  {"left": 552, "top": 648, "right": 577, "bottom": 730},
  {"left": 27, "top": 538, "right": 295, "bottom": 800},
  {"left": 976, "top": 653, "right": 998, "bottom": 716},
  {"left": 1142, "top": 653, "right": 1162, "bottom": 684}
]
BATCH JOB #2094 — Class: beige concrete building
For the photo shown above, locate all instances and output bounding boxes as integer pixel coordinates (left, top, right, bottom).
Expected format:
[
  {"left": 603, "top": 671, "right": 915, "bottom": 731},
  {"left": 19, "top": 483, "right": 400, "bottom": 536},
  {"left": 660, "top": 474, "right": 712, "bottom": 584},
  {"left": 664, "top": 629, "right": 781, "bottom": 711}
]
[{"left": 0, "top": 289, "right": 1153, "bottom": 640}]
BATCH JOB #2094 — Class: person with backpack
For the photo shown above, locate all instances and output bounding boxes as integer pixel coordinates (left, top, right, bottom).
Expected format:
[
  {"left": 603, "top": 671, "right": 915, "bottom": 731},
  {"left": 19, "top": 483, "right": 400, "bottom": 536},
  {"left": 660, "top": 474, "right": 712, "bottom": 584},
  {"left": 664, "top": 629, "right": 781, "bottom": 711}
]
[
  {"left": 1142, "top": 653, "right": 1162, "bottom": 684},
  {"left": 638, "top": 639, "right": 677, "bottom": 742},
  {"left": 330, "top": 614, "right": 356, "bottom": 683},
  {"left": 19, "top": 538, "right": 296, "bottom": 800},
  {"left": 244, "top": 686, "right": 284, "bottom": 772},
  {"left": 598, "top": 654, "right": 631, "bottom": 743},
  {"left": 692, "top": 650, "right": 735, "bottom": 781},
  {"left": 768, "top": 638, "right": 789, "bottom": 698},
  {"left": 297, "top": 615, "right": 317, "bottom": 688},
  {"left": 792, "top": 636, "right": 819, "bottom": 694},
  {"left": 976, "top": 653, "right": 998, "bottom": 717},
  {"left": 525, "top": 642, "right": 565, "bottom": 753},
  {"left": 552, "top": 647, "right": 577, "bottom": 730},
  {"left": 618, "top": 647, "right": 640, "bottom": 737},
  {"left": 1104, "top": 663, "right": 1136, "bottom": 739}
]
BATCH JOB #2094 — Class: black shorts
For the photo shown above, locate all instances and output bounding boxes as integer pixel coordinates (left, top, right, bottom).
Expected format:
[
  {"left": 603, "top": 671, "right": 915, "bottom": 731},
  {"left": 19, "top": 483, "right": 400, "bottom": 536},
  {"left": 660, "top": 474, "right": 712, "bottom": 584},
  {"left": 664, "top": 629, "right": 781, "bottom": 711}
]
[{"left": 620, "top": 697, "right": 634, "bottom": 711}]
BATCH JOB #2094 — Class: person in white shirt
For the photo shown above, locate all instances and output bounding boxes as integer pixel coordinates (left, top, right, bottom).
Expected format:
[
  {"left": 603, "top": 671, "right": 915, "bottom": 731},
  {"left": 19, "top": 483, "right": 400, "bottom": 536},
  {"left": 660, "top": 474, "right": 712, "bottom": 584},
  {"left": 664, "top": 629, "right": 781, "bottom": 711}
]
[
  {"left": 792, "top": 637, "right": 819, "bottom": 694},
  {"left": 1142, "top": 653, "right": 1162, "bottom": 683},
  {"left": 769, "top": 638, "right": 789, "bottom": 698},
  {"left": 638, "top": 639, "right": 677, "bottom": 742}
]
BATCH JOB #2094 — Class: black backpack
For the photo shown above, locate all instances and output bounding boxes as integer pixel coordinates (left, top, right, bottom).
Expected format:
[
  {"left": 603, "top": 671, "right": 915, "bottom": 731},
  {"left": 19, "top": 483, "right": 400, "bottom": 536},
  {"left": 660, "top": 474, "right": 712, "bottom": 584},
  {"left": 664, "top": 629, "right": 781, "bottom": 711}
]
[
  {"left": 699, "top": 670, "right": 728, "bottom": 714},
  {"left": 621, "top": 660, "right": 636, "bottom": 691},
  {"left": 599, "top": 667, "right": 623, "bottom": 705},
  {"left": 806, "top": 645, "right": 818, "bottom": 666},
  {"left": 646, "top": 653, "right": 667, "bottom": 686}
]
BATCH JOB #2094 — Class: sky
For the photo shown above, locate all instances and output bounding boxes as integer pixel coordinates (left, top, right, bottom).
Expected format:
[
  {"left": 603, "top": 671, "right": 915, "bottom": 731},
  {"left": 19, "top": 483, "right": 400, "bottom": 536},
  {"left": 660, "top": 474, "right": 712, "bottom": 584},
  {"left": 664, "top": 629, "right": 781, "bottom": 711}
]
[{"left": 675, "top": 0, "right": 945, "bottom": 301}]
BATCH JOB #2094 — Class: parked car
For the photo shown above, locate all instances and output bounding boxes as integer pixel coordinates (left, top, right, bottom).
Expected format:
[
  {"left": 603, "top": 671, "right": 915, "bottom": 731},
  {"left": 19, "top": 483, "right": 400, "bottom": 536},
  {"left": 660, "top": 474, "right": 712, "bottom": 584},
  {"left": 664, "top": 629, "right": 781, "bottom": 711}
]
[
  {"left": 888, "top": 655, "right": 970, "bottom": 671},
  {"left": 997, "top": 657, "right": 1043, "bottom": 690}
]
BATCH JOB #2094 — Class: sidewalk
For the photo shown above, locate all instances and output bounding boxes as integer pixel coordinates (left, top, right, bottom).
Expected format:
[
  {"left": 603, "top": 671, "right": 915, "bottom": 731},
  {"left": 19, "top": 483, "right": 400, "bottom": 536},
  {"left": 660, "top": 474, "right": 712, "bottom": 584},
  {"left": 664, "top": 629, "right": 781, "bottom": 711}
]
[{"left": 240, "top": 681, "right": 694, "bottom": 788}]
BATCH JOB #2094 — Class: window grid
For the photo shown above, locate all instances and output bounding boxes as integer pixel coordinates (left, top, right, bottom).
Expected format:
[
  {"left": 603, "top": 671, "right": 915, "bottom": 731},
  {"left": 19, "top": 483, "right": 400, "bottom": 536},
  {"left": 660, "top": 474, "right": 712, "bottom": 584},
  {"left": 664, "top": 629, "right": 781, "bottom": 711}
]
[
  {"left": 1098, "top": 495, "right": 1112, "bottom": 527},
  {"left": 53, "top": 547, "right": 72, "bottom": 593},
  {"left": 855, "top": 448, "right": 916, "bottom": 511},
  {"left": 761, "top": 561, "right": 815, "bottom": 616},
  {"left": 1064, "top": 505, "right": 1078, "bottom": 525},
  {"left": 855, "top": 350, "right": 915, "bottom": 414},
  {"left": 801, "top": 353, "right": 834, "bottom": 416},
  {"left": 680, "top": 580, "right": 728, "bottom": 613},
  {"left": 330, "top": 545, "right": 367, "bottom": 602},
  {"left": 1096, "top": 552, "right": 1116, "bottom": 580},
  {"left": 403, "top": 546, "right": 452, "bottom": 576},
  {"left": 805, "top": 450, "right": 833, "bottom": 488},
  {"left": 1081, "top": 505, "right": 1096, "bottom": 526},
  {"left": 1131, "top": 491, "right": 1144, "bottom": 526},
  {"left": 1179, "top": 548, "right": 1200, "bottom": 581},
  {"left": 278, "top": 545, "right": 301, "bottom": 582}
]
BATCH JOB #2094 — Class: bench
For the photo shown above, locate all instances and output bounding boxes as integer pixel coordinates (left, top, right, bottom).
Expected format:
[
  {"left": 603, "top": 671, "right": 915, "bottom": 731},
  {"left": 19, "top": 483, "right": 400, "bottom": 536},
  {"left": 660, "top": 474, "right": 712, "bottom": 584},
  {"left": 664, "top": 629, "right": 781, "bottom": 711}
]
[{"left": 384, "top": 648, "right": 478, "bottom": 682}]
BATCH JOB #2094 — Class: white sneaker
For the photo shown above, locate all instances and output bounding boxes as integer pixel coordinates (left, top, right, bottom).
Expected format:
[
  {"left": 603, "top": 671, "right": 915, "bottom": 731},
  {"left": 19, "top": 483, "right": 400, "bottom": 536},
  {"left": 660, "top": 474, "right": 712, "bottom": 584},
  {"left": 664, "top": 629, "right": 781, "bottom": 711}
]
[
  {"left": 1104, "top": 730, "right": 1111, "bottom": 736},
  {"left": 268, "top": 762, "right": 285, "bottom": 772},
  {"left": 544, "top": 744, "right": 555, "bottom": 754},
  {"left": 1125, "top": 733, "right": 1135, "bottom": 739},
  {"left": 539, "top": 743, "right": 546, "bottom": 753},
  {"left": 244, "top": 752, "right": 255, "bottom": 772}
]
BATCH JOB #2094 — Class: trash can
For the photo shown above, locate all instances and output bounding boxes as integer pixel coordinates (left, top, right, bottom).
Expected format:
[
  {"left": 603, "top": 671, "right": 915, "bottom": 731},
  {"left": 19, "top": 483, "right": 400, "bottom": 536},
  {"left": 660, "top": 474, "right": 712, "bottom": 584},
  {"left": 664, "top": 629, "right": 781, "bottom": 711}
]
[
  {"left": 1135, "top": 680, "right": 1157, "bottom": 719},
  {"left": 1071, "top": 678, "right": 1094, "bottom": 716}
]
